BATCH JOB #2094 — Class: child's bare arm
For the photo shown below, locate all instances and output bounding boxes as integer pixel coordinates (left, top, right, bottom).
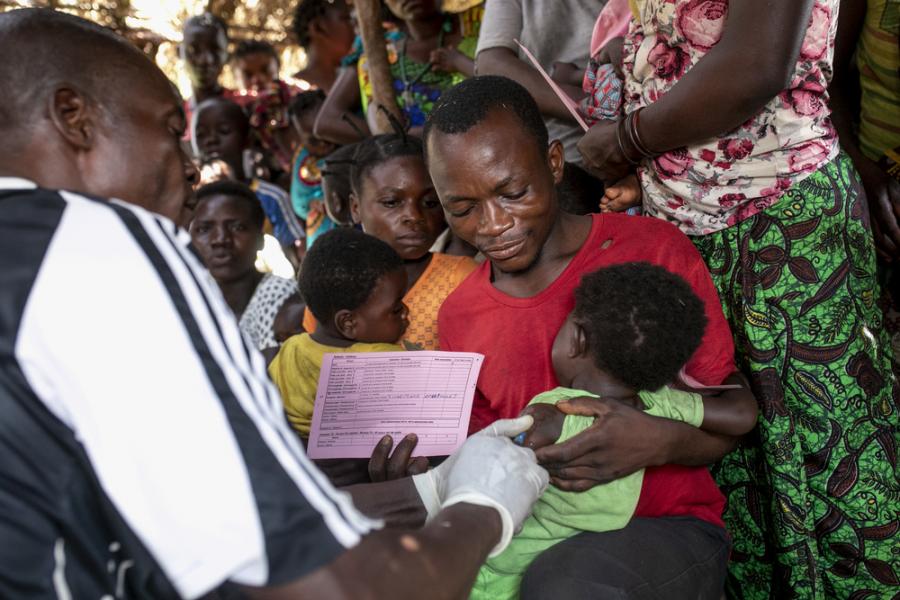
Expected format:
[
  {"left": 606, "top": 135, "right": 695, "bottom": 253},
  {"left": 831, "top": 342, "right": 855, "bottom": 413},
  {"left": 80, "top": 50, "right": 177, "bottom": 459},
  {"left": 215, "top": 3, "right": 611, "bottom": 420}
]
[
  {"left": 674, "top": 371, "right": 758, "bottom": 437},
  {"left": 516, "top": 404, "right": 566, "bottom": 450}
]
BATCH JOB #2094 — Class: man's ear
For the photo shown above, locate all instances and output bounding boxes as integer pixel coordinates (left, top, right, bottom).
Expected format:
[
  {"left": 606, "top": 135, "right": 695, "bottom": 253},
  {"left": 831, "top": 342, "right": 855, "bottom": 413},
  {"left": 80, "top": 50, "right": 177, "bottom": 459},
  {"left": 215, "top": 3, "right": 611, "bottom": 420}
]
[
  {"left": 547, "top": 139, "right": 565, "bottom": 185},
  {"left": 349, "top": 192, "right": 362, "bottom": 225},
  {"left": 334, "top": 309, "right": 357, "bottom": 339},
  {"left": 255, "top": 232, "right": 265, "bottom": 253},
  {"left": 572, "top": 322, "right": 590, "bottom": 359},
  {"left": 49, "top": 86, "right": 96, "bottom": 151}
]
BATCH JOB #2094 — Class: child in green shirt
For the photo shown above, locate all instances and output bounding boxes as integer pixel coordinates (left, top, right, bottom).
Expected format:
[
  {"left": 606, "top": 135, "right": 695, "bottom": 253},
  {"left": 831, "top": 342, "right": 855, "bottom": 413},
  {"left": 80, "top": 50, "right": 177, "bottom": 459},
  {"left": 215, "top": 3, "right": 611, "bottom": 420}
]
[{"left": 471, "top": 262, "right": 757, "bottom": 600}]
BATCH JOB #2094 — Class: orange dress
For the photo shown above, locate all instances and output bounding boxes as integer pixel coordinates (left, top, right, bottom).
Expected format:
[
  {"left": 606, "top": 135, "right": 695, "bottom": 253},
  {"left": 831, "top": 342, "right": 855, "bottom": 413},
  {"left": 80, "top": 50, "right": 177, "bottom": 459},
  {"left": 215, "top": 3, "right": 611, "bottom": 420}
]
[{"left": 302, "top": 253, "right": 477, "bottom": 350}]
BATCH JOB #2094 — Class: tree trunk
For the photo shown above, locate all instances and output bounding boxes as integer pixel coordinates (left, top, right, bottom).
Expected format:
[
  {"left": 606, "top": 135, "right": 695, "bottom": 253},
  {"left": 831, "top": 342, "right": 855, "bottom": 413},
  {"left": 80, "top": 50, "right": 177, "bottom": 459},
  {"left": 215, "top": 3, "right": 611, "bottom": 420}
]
[{"left": 354, "top": 0, "right": 402, "bottom": 134}]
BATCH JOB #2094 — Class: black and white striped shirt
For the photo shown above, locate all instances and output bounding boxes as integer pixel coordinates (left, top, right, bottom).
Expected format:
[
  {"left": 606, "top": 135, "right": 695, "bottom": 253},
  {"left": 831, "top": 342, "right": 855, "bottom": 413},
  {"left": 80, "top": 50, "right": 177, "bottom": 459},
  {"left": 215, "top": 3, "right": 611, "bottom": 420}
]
[{"left": 0, "top": 178, "right": 375, "bottom": 599}]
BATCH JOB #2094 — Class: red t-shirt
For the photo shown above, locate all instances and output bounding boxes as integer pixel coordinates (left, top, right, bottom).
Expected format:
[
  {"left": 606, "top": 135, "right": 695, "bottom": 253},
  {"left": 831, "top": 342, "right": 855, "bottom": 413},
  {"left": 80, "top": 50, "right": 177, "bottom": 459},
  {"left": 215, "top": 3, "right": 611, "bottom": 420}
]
[{"left": 438, "top": 213, "right": 733, "bottom": 527}]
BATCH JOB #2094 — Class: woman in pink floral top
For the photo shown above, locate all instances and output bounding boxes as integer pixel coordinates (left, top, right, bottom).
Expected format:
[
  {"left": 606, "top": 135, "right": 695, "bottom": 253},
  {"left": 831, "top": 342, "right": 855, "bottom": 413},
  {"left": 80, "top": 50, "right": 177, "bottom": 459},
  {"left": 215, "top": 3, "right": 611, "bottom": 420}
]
[{"left": 579, "top": 1, "right": 898, "bottom": 598}]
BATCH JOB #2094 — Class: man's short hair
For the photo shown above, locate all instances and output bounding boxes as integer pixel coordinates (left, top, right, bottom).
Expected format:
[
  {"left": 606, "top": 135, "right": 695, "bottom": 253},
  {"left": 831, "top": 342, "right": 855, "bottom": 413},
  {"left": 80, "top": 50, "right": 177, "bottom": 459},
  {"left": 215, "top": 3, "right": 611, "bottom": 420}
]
[
  {"left": 194, "top": 180, "right": 265, "bottom": 228},
  {"left": 0, "top": 9, "right": 158, "bottom": 142},
  {"left": 423, "top": 75, "right": 549, "bottom": 155},
  {"left": 574, "top": 262, "right": 708, "bottom": 392},
  {"left": 298, "top": 228, "right": 403, "bottom": 325}
]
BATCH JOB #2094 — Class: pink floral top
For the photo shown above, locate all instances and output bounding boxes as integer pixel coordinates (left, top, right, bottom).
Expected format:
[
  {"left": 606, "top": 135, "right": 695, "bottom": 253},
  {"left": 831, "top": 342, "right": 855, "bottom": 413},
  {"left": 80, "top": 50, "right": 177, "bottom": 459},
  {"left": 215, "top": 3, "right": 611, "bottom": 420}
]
[{"left": 623, "top": 0, "right": 840, "bottom": 235}]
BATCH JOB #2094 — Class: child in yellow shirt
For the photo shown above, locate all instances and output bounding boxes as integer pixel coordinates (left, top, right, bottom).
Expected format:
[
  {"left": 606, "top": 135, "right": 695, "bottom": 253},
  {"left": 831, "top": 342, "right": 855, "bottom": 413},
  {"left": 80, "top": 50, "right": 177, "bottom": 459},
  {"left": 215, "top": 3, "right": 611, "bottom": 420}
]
[{"left": 269, "top": 227, "right": 410, "bottom": 437}]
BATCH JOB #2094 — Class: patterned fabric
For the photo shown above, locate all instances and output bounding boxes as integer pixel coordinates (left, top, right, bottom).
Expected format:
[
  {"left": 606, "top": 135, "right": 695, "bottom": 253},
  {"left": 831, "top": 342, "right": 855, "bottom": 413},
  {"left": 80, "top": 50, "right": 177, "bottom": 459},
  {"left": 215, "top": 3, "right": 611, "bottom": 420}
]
[
  {"left": 357, "top": 7, "right": 482, "bottom": 127},
  {"left": 693, "top": 153, "right": 899, "bottom": 599},
  {"left": 251, "top": 178, "right": 305, "bottom": 247},
  {"left": 246, "top": 80, "right": 299, "bottom": 172},
  {"left": 290, "top": 147, "right": 335, "bottom": 248},
  {"left": 623, "top": 0, "right": 840, "bottom": 235},
  {"left": 403, "top": 253, "right": 477, "bottom": 350},
  {"left": 857, "top": 0, "right": 900, "bottom": 161},
  {"left": 580, "top": 62, "right": 624, "bottom": 124},
  {"left": 238, "top": 273, "right": 298, "bottom": 351}
]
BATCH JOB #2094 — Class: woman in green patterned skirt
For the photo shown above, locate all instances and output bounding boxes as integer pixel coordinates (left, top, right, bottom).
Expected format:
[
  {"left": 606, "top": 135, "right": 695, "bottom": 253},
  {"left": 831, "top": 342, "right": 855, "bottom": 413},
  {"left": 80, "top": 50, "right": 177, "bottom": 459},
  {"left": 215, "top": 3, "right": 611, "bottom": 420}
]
[{"left": 577, "top": 0, "right": 898, "bottom": 597}]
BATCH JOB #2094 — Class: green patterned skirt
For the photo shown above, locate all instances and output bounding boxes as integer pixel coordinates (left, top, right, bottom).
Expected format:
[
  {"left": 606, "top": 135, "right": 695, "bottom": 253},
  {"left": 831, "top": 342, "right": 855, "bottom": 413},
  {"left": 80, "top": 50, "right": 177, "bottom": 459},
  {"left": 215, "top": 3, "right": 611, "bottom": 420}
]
[{"left": 693, "top": 152, "right": 899, "bottom": 599}]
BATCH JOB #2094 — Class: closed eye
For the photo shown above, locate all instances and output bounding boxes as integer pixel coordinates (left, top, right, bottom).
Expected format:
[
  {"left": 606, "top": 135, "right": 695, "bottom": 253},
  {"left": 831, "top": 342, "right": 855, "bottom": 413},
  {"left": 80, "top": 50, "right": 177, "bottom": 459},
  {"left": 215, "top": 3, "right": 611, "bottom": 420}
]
[{"left": 502, "top": 189, "right": 527, "bottom": 201}]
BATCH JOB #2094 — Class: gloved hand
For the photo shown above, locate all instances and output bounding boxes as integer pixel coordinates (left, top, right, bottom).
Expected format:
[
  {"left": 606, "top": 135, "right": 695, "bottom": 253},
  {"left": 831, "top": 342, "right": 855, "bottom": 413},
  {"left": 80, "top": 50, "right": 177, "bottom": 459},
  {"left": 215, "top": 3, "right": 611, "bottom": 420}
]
[
  {"left": 412, "top": 416, "right": 548, "bottom": 556},
  {"left": 412, "top": 416, "right": 535, "bottom": 517}
]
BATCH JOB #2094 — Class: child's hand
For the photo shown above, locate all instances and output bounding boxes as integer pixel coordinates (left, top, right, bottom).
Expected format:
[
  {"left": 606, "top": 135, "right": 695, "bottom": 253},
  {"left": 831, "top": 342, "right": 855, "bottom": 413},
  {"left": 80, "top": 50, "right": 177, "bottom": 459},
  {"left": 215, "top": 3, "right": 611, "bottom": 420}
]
[
  {"left": 430, "top": 47, "right": 474, "bottom": 77},
  {"left": 515, "top": 404, "right": 566, "bottom": 450},
  {"left": 596, "top": 36, "right": 625, "bottom": 78},
  {"left": 550, "top": 61, "right": 583, "bottom": 88},
  {"left": 600, "top": 173, "right": 642, "bottom": 213}
]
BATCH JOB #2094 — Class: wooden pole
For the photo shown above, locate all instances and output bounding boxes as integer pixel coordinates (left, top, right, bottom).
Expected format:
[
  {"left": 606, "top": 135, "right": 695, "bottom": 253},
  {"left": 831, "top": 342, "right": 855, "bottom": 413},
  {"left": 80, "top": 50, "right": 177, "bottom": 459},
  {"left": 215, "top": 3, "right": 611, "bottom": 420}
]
[{"left": 354, "top": 0, "right": 402, "bottom": 134}]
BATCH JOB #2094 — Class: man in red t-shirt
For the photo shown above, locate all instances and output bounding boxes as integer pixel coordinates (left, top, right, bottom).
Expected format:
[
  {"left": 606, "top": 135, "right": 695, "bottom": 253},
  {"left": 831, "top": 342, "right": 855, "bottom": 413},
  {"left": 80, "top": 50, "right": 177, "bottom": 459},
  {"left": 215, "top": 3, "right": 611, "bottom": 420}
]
[{"left": 424, "top": 76, "right": 756, "bottom": 599}]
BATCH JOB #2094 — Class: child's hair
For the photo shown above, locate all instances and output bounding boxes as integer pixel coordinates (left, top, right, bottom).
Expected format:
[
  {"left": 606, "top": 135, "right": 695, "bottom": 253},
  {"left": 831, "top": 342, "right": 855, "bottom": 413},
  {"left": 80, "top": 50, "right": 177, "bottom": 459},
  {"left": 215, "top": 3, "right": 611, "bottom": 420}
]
[
  {"left": 291, "top": 0, "right": 332, "bottom": 48},
  {"left": 349, "top": 133, "right": 424, "bottom": 196},
  {"left": 183, "top": 12, "right": 228, "bottom": 38},
  {"left": 557, "top": 162, "right": 605, "bottom": 216},
  {"left": 191, "top": 97, "right": 250, "bottom": 152},
  {"left": 573, "top": 262, "right": 707, "bottom": 391},
  {"left": 322, "top": 143, "right": 358, "bottom": 201},
  {"left": 194, "top": 180, "right": 265, "bottom": 228},
  {"left": 299, "top": 228, "right": 404, "bottom": 326},
  {"left": 289, "top": 89, "right": 326, "bottom": 122},
  {"left": 234, "top": 39, "right": 279, "bottom": 67}
]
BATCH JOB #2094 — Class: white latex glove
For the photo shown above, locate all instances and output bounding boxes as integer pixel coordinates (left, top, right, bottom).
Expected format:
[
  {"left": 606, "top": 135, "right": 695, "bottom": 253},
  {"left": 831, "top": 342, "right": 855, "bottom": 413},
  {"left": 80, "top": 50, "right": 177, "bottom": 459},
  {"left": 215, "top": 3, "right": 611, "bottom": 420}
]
[
  {"left": 412, "top": 416, "right": 548, "bottom": 556},
  {"left": 412, "top": 416, "right": 535, "bottom": 518}
]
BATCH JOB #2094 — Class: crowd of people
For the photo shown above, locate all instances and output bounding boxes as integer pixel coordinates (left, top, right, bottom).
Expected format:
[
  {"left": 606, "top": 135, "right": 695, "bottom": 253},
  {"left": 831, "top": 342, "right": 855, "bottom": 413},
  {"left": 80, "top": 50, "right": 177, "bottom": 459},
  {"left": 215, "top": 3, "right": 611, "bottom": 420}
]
[{"left": 0, "top": 1, "right": 897, "bottom": 599}]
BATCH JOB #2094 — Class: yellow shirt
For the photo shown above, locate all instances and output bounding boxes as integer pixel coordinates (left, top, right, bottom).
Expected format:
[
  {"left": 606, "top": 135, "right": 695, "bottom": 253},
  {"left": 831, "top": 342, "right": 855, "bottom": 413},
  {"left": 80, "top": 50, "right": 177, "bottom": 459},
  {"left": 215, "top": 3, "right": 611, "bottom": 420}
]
[{"left": 269, "top": 333, "right": 403, "bottom": 436}]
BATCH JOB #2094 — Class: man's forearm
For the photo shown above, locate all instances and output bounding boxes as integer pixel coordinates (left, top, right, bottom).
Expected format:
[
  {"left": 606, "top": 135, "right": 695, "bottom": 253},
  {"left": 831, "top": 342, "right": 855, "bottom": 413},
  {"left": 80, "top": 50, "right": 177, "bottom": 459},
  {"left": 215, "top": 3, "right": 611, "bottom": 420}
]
[
  {"left": 653, "top": 417, "right": 739, "bottom": 467},
  {"left": 243, "top": 503, "right": 501, "bottom": 600},
  {"left": 476, "top": 47, "right": 577, "bottom": 122},
  {"left": 344, "top": 477, "right": 427, "bottom": 528}
]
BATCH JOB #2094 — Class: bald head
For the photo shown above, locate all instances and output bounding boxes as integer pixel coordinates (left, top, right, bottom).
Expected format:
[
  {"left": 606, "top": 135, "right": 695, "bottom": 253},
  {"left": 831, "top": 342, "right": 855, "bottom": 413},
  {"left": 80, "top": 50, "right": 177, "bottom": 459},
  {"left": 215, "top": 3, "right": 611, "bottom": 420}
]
[{"left": 0, "top": 9, "right": 170, "bottom": 144}]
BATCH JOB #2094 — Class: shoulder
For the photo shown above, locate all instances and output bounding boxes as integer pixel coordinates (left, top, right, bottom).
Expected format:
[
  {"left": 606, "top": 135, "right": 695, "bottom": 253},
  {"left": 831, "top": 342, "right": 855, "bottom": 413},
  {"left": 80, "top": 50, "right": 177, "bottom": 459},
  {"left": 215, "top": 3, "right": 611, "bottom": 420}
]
[
  {"left": 437, "top": 260, "right": 489, "bottom": 316},
  {"left": 257, "top": 274, "right": 298, "bottom": 297},
  {"left": 271, "top": 333, "right": 315, "bottom": 368},
  {"left": 350, "top": 342, "right": 405, "bottom": 353},
  {"left": 431, "top": 253, "right": 479, "bottom": 280},
  {"left": 603, "top": 213, "right": 705, "bottom": 270},
  {"left": 252, "top": 179, "right": 288, "bottom": 199}
]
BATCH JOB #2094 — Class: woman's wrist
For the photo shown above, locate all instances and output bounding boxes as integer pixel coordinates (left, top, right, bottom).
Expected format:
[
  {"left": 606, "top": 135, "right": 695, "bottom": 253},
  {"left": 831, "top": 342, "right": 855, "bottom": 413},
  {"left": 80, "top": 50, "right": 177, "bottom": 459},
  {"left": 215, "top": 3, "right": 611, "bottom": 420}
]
[
  {"left": 623, "top": 109, "right": 661, "bottom": 161},
  {"left": 616, "top": 118, "right": 642, "bottom": 165}
]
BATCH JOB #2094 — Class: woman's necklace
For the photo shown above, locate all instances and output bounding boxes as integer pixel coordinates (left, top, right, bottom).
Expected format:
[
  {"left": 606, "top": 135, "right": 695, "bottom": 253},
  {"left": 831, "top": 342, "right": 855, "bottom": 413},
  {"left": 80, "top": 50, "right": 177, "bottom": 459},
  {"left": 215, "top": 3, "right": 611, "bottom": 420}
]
[{"left": 398, "top": 17, "right": 451, "bottom": 109}]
